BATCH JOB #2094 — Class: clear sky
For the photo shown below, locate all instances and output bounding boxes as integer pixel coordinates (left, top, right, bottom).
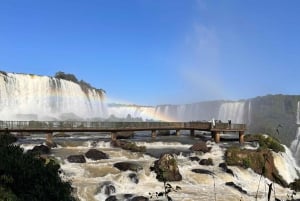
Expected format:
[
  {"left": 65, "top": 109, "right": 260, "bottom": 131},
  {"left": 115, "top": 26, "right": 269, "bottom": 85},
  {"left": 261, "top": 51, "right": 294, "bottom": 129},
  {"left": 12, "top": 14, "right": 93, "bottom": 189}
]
[{"left": 1, "top": 0, "right": 300, "bottom": 105}]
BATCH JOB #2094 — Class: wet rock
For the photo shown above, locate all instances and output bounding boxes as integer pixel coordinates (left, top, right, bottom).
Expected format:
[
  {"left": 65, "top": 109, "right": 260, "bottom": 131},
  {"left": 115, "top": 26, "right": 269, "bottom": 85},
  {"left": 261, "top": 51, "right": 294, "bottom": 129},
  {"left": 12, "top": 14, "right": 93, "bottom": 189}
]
[
  {"left": 67, "top": 155, "right": 86, "bottom": 163},
  {"left": 114, "top": 162, "right": 143, "bottom": 172},
  {"left": 85, "top": 149, "right": 109, "bottom": 160},
  {"left": 27, "top": 144, "right": 50, "bottom": 155},
  {"left": 131, "top": 196, "right": 149, "bottom": 201},
  {"left": 105, "top": 194, "right": 133, "bottom": 201},
  {"left": 191, "top": 169, "right": 214, "bottom": 175},
  {"left": 128, "top": 173, "right": 139, "bottom": 184},
  {"left": 152, "top": 153, "right": 182, "bottom": 182},
  {"left": 225, "top": 182, "right": 247, "bottom": 194},
  {"left": 53, "top": 132, "right": 71, "bottom": 137},
  {"left": 199, "top": 158, "right": 213, "bottom": 166},
  {"left": 116, "top": 131, "right": 134, "bottom": 139},
  {"left": 219, "top": 163, "right": 234, "bottom": 176},
  {"left": 111, "top": 140, "right": 146, "bottom": 152},
  {"left": 189, "top": 156, "right": 200, "bottom": 161},
  {"left": 95, "top": 182, "right": 116, "bottom": 196},
  {"left": 189, "top": 141, "right": 211, "bottom": 153}
]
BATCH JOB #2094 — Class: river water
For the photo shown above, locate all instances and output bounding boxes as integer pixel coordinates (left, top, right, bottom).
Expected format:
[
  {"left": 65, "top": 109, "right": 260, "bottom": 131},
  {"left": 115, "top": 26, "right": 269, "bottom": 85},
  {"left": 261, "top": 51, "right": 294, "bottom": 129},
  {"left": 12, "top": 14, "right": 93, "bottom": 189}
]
[{"left": 17, "top": 132, "right": 299, "bottom": 201}]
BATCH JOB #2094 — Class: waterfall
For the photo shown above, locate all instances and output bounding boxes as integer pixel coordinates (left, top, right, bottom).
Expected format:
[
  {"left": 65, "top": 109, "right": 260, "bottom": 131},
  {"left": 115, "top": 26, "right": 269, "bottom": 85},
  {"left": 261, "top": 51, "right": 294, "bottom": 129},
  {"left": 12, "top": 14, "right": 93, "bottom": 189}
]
[
  {"left": 0, "top": 73, "right": 106, "bottom": 120},
  {"left": 217, "top": 101, "right": 245, "bottom": 124},
  {"left": 291, "top": 101, "right": 300, "bottom": 165}
]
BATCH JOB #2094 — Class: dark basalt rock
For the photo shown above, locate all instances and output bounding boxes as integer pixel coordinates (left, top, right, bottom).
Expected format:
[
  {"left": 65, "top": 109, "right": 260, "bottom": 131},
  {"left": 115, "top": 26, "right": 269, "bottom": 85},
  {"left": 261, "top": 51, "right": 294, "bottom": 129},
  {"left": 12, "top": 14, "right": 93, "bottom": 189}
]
[
  {"left": 152, "top": 153, "right": 182, "bottom": 182},
  {"left": 95, "top": 182, "right": 116, "bottom": 196},
  {"left": 67, "top": 155, "right": 86, "bottom": 163},
  {"left": 199, "top": 158, "right": 214, "bottom": 166},
  {"left": 111, "top": 140, "right": 146, "bottom": 152},
  {"left": 114, "top": 162, "right": 143, "bottom": 172},
  {"left": 189, "top": 156, "right": 200, "bottom": 161},
  {"left": 219, "top": 163, "right": 234, "bottom": 176},
  {"left": 105, "top": 194, "right": 133, "bottom": 201},
  {"left": 189, "top": 141, "right": 211, "bottom": 153},
  {"left": 85, "top": 149, "right": 109, "bottom": 160},
  {"left": 116, "top": 131, "right": 134, "bottom": 139},
  {"left": 225, "top": 182, "right": 247, "bottom": 194},
  {"left": 128, "top": 173, "right": 139, "bottom": 184},
  {"left": 28, "top": 144, "right": 50, "bottom": 155},
  {"left": 191, "top": 169, "right": 214, "bottom": 175},
  {"left": 131, "top": 196, "right": 149, "bottom": 201},
  {"left": 53, "top": 132, "right": 71, "bottom": 137}
]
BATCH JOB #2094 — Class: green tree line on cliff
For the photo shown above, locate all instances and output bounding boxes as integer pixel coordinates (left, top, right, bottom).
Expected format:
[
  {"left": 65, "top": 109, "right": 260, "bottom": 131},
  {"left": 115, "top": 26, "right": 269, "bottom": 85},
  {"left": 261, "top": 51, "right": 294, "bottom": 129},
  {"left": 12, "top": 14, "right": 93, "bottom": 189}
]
[
  {"left": 0, "top": 132, "right": 76, "bottom": 201},
  {"left": 54, "top": 71, "right": 106, "bottom": 97}
]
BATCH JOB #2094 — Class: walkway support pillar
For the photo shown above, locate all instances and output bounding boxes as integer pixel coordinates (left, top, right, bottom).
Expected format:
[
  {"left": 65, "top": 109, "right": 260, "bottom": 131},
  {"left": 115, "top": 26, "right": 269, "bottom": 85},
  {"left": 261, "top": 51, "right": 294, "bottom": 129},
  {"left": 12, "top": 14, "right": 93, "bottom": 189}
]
[
  {"left": 176, "top": 129, "right": 180, "bottom": 136},
  {"left": 190, "top": 129, "right": 195, "bottom": 136},
  {"left": 46, "top": 132, "right": 56, "bottom": 147},
  {"left": 111, "top": 132, "right": 117, "bottom": 141},
  {"left": 212, "top": 131, "right": 220, "bottom": 143},
  {"left": 151, "top": 130, "right": 157, "bottom": 138},
  {"left": 239, "top": 131, "right": 245, "bottom": 144}
]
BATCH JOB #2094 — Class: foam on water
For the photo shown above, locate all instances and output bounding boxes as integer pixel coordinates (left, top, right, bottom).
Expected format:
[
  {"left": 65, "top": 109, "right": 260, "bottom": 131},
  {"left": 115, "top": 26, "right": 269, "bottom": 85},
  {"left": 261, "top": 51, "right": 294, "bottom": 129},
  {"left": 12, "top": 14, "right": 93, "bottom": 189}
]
[{"left": 55, "top": 140, "right": 300, "bottom": 201}]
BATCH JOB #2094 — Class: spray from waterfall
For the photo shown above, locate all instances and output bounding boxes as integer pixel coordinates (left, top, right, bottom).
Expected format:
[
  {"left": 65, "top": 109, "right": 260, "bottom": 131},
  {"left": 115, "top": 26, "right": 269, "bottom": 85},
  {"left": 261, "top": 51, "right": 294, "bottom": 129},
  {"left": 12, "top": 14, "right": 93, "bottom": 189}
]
[
  {"left": 290, "top": 101, "right": 300, "bottom": 165},
  {"left": 0, "top": 73, "right": 106, "bottom": 120}
]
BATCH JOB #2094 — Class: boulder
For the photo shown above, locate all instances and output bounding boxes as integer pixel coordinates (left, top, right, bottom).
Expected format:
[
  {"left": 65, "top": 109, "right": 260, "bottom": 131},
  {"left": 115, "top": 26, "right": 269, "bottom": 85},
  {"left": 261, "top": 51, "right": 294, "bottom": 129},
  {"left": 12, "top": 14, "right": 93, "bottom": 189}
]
[
  {"left": 128, "top": 173, "right": 139, "bottom": 184},
  {"left": 53, "top": 132, "right": 71, "bottom": 138},
  {"left": 189, "top": 141, "right": 211, "bottom": 153},
  {"left": 95, "top": 182, "right": 116, "bottom": 196},
  {"left": 131, "top": 196, "right": 149, "bottom": 201},
  {"left": 111, "top": 140, "right": 145, "bottom": 152},
  {"left": 85, "top": 149, "right": 109, "bottom": 160},
  {"left": 219, "top": 163, "right": 234, "bottom": 176},
  {"left": 105, "top": 194, "right": 133, "bottom": 201},
  {"left": 116, "top": 131, "right": 134, "bottom": 139},
  {"left": 67, "top": 155, "right": 86, "bottom": 163},
  {"left": 225, "top": 182, "right": 247, "bottom": 194},
  {"left": 27, "top": 144, "right": 50, "bottom": 155},
  {"left": 189, "top": 156, "right": 200, "bottom": 161},
  {"left": 152, "top": 153, "right": 182, "bottom": 182},
  {"left": 114, "top": 162, "right": 143, "bottom": 172},
  {"left": 199, "top": 158, "right": 214, "bottom": 166},
  {"left": 191, "top": 169, "right": 214, "bottom": 175}
]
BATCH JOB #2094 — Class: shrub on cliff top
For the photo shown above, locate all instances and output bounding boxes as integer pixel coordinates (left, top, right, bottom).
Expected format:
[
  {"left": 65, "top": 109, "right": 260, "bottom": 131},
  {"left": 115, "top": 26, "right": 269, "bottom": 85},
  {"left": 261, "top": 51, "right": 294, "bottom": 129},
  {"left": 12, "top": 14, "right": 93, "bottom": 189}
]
[{"left": 245, "top": 134, "right": 285, "bottom": 153}]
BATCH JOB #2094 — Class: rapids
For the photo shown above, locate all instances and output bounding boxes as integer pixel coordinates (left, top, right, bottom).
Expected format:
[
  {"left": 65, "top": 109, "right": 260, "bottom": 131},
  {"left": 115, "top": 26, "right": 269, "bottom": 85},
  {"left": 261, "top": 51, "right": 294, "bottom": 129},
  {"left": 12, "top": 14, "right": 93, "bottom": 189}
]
[{"left": 18, "top": 133, "right": 299, "bottom": 201}]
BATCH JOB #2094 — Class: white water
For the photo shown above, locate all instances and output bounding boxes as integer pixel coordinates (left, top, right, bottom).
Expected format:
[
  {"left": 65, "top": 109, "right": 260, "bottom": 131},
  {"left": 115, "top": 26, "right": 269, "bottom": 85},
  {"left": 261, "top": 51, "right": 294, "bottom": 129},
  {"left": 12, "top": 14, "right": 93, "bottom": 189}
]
[
  {"left": 0, "top": 73, "right": 106, "bottom": 120},
  {"left": 108, "top": 101, "right": 246, "bottom": 123},
  {"left": 290, "top": 101, "right": 300, "bottom": 165},
  {"left": 50, "top": 140, "right": 297, "bottom": 201},
  {"left": 217, "top": 102, "right": 245, "bottom": 124}
]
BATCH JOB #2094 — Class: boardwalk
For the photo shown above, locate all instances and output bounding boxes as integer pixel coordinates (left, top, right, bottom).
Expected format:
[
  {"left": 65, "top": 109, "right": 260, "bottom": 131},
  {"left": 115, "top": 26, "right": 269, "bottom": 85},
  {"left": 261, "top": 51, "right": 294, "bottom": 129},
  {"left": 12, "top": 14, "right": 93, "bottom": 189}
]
[{"left": 0, "top": 121, "right": 246, "bottom": 143}]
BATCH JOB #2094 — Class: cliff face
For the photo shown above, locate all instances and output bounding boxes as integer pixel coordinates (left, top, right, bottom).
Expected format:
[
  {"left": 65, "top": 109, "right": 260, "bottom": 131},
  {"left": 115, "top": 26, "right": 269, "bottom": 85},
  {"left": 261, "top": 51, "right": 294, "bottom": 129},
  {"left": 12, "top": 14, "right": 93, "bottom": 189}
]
[{"left": 248, "top": 95, "right": 300, "bottom": 145}]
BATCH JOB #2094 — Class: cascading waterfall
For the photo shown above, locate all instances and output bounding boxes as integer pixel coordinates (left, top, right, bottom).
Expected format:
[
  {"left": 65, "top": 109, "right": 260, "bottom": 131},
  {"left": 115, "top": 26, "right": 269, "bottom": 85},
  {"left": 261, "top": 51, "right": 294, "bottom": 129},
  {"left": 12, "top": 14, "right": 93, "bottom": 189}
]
[
  {"left": 290, "top": 101, "right": 300, "bottom": 165},
  {"left": 0, "top": 72, "right": 106, "bottom": 120},
  {"left": 217, "top": 101, "right": 245, "bottom": 124}
]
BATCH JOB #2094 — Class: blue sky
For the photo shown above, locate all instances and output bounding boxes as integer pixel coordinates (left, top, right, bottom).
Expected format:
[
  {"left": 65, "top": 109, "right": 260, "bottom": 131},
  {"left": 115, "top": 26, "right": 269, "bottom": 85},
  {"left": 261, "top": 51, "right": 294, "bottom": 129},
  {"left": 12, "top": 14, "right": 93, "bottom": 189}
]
[{"left": 1, "top": 0, "right": 300, "bottom": 105}]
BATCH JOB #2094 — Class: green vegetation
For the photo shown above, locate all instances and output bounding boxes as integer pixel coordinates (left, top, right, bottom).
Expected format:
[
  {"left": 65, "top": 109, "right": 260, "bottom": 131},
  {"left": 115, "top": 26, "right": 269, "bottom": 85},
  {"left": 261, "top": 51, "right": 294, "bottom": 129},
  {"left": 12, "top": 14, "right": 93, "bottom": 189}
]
[
  {"left": 54, "top": 71, "right": 105, "bottom": 98},
  {"left": 0, "top": 133, "right": 76, "bottom": 201},
  {"left": 245, "top": 134, "right": 285, "bottom": 153},
  {"left": 226, "top": 134, "right": 289, "bottom": 188}
]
